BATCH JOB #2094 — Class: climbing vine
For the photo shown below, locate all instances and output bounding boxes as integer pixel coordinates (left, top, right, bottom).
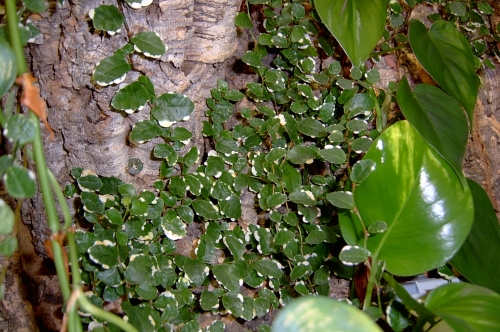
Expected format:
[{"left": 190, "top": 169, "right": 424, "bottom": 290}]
[{"left": 1, "top": 0, "right": 500, "bottom": 331}]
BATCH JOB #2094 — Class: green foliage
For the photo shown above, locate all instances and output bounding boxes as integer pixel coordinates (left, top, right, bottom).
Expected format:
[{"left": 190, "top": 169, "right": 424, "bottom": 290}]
[{"left": 2, "top": 0, "right": 500, "bottom": 331}]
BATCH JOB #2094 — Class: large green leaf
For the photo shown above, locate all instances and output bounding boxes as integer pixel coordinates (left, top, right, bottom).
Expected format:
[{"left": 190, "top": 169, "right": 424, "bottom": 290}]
[
  {"left": 314, "top": 0, "right": 386, "bottom": 67},
  {"left": 151, "top": 92, "right": 194, "bottom": 128},
  {"left": 409, "top": 20, "right": 480, "bottom": 124},
  {"left": 339, "top": 121, "right": 473, "bottom": 276},
  {"left": 398, "top": 77, "right": 468, "bottom": 186},
  {"left": 272, "top": 296, "right": 382, "bottom": 332},
  {"left": 450, "top": 179, "right": 500, "bottom": 293},
  {"left": 425, "top": 283, "right": 500, "bottom": 332}
]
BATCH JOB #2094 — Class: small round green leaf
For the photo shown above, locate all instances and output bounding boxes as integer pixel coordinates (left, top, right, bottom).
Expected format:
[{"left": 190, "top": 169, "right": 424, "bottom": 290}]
[
  {"left": 88, "top": 240, "right": 119, "bottom": 268},
  {"left": 0, "top": 199, "right": 15, "bottom": 235},
  {"left": 4, "top": 114, "right": 36, "bottom": 145},
  {"left": 339, "top": 245, "right": 370, "bottom": 265},
  {"left": 325, "top": 191, "right": 354, "bottom": 210},
  {"left": 90, "top": 5, "right": 124, "bottom": 35},
  {"left": 152, "top": 92, "right": 194, "bottom": 128},
  {"left": 111, "top": 80, "right": 150, "bottom": 113},
  {"left": 235, "top": 12, "right": 253, "bottom": 29},
  {"left": 350, "top": 159, "right": 376, "bottom": 183},
  {"left": 3, "top": 166, "right": 36, "bottom": 199},
  {"left": 130, "top": 120, "right": 162, "bottom": 143},
  {"left": 131, "top": 31, "right": 166, "bottom": 59},
  {"left": 0, "top": 40, "right": 17, "bottom": 97},
  {"left": 93, "top": 51, "right": 130, "bottom": 86}
]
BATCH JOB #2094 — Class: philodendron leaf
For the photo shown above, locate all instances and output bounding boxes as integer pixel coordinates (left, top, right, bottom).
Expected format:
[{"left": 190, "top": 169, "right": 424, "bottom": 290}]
[
  {"left": 0, "top": 39, "right": 17, "bottom": 97},
  {"left": 152, "top": 92, "right": 194, "bottom": 128},
  {"left": 314, "top": 0, "right": 386, "bottom": 67},
  {"left": 131, "top": 31, "right": 167, "bottom": 59},
  {"left": 398, "top": 77, "right": 468, "bottom": 186},
  {"left": 273, "top": 296, "right": 382, "bottom": 332},
  {"left": 93, "top": 50, "right": 130, "bottom": 86},
  {"left": 89, "top": 5, "right": 124, "bottom": 35},
  {"left": 111, "top": 80, "right": 150, "bottom": 113},
  {"left": 339, "top": 121, "right": 473, "bottom": 276},
  {"left": 409, "top": 20, "right": 480, "bottom": 124},
  {"left": 450, "top": 179, "right": 500, "bottom": 293},
  {"left": 425, "top": 283, "right": 500, "bottom": 332}
]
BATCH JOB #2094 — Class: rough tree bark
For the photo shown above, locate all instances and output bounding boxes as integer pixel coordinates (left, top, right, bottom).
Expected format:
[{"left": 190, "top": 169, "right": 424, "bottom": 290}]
[{"left": 1, "top": 0, "right": 499, "bottom": 331}]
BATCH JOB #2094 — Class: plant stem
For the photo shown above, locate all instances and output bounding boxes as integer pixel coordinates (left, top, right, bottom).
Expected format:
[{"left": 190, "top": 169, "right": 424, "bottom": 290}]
[
  {"left": 5, "top": 0, "right": 28, "bottom": 75},
  {"left": 369, "top": 43, "right": 407, "bottom": 58},
  {"left": 78, "top": 293, "right": 139, "bottom": 332},
  {"left": 363, "top": 256, "right": 377, "bottom": 310},
  {"left": 48, "top": 169, "right": 73, "bottom": 228}
]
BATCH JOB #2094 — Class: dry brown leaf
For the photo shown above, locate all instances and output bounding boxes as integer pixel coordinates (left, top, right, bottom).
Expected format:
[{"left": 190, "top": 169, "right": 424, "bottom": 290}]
[{"left": 16, "top": 72, "right": 55, "bottom": 140}]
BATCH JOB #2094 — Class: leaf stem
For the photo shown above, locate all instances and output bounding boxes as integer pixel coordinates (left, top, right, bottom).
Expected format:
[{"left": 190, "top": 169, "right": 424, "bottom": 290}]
[
  {"left": 77, "top": 293, "right": 139, "bottom": 332},
  {"left": 5, "top": 0, "right": 28, "bottom": 75},
  {"left": 362, "top": 256, "right": 377, "bottom": 310},
  {"left": 369, "top": 43, "right": 407, "bottom": 58}
]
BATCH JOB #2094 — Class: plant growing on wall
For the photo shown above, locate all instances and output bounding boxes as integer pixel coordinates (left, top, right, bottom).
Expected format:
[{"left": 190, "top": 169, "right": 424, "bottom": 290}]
[{"left": 1, "top": 0, "right": 500, "bottom": 331}]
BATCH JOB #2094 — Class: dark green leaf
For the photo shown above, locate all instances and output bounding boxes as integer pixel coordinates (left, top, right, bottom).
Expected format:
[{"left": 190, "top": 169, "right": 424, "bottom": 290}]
[
  {"left": 152, "top": 92, "right": 194, "bottom": 127},
  {"left": 192, "top": 199, "right": 219, "bottom": 220},
  {"left": 339, "top": 245, "right": 369, "bottom": 265},
  {"left": 398, "top": 77, "right": 468, "bottom": 186},
  {"left": 409, "top": 20, "right": 480, "bottom": 123},
  {"left": 251, "top": 259, "right": 283, "bottom": 279},
  {"left": 23, "top": 0, "right": 47, "bottom": 13},
  {"left": 90, "top": 5, "right": 124, "bottom": 34},
  {"left": 130, "top": 120, "right": 162, "bottom": 143},
  {"left": 287, "top": 145, "right": 318, "bottom": 164},
  {"left": 93, "top": 51, "right": 130, "bottom": 86},
  {"left": 111, "top": 80, "right": 150, "bottom": 113},
  {"left": 450, "top": 179, "right": 500, "bottom": 293},
  {"left": 235, "top": 12, "right": 253, "bottom": 29},
  {"left": 325, "top": 191, "right": 354, "bottom": 210},
  {"left": 88, "top": 240, "right": 119, "bottom": 268},
  {"left": 212, "top": 264, "right": 242, "bottom": 292},
  {"left": 124, "top": 254, "right": 153, "bottom": 284},
  {"left": 131, "top": 31, "right": 166, "bottom": 59},
  {"left": 350, "top": 159, "right": 376, "bottom": 183},
  {"left": 0, "top": 200, "right": 15, "bottom": 235},
  {"left": 318, "top": 146, "right": 346, "bottom": 164}
]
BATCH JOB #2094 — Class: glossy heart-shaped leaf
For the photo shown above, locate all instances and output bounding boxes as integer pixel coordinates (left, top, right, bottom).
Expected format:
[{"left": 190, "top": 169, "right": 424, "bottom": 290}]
[
  {"left": 425, "top": 283, "right": 500, "bottom": 332},
  {"left": 398, "top": 77, "right": 468, "bottom": 186},
  {"left": 409, "top": 20, "right": 480, "bottom": 124},
  {"left": 339, "top": 121, "right": 473, "bottom": 276},
  {"left": 273, "top": 296, "right": 382, "bottom": 332},
  {"left": 450, "top": 178, "right": 500, "bottom": 293},
  {"left": 314, "top": 0, "right": 386, "bottom": 67}
]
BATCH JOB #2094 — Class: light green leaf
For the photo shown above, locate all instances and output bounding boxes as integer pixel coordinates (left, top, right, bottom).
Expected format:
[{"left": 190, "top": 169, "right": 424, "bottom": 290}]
[
  {"left": 350, "top": 159, "right": 376, "bottom": 183},
  {"left": 4, "top": 166, "right": 36, "bottom": 199},
  {"left": 325, "top": 191, "right": 354, "bottom": 210},
  {"left": 235, "top": 12, "right": 253, "bottom": 29},
  {"left": 273, "top": 296, "right": 382, "bottom": 332},
  {"left": 425, "top": 283, "right": 500, "bottom": 332},
  {"left": 88, "top": 241, "right": 118, "bottom": 268},
  {"left": 450, "top": 179, "right": 500, "bottom": 293},
  {"left": 0, "top": 40, "right": 17, "bottom": 97},
  {"left": 0, "top": 200, "right": 15, "bottom": 235},
  {"left": 339, "top": 121, "right": 473, "bottom": 276},
  {"left": 314, "top": 0, "right": 386, "bottom": 67},
  {"left": 224, "top": 89, "right": 245, "bottom": 101},
  {"left": 131, "top": 31, "right": 166, "bottom": 59},
  {"left": 339, "top": 245, "right": 369, "bottom": 265},
  {"left": 409, "top": 20, "right": 480, "bottom": 124},
  {"left": 4, "top": 114, "right": 36, "bottom": 145},
  {"left": 111, "top": 80, "right": 150, "bottom": 113},
  {"left": 90, "top": 5, "right": 124, "bottom": 34},
  {"left": 93, "top": 50, "right": 130, "bottom": 86},
  {"left": 367, "top": 221, "right": 388, "bottom": 234},
  {"left": 152, "top": 92, "right": 194, "bottom": 128},
  {"left": 398, "top": 77, "right": 468, "bottom": 186}
]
